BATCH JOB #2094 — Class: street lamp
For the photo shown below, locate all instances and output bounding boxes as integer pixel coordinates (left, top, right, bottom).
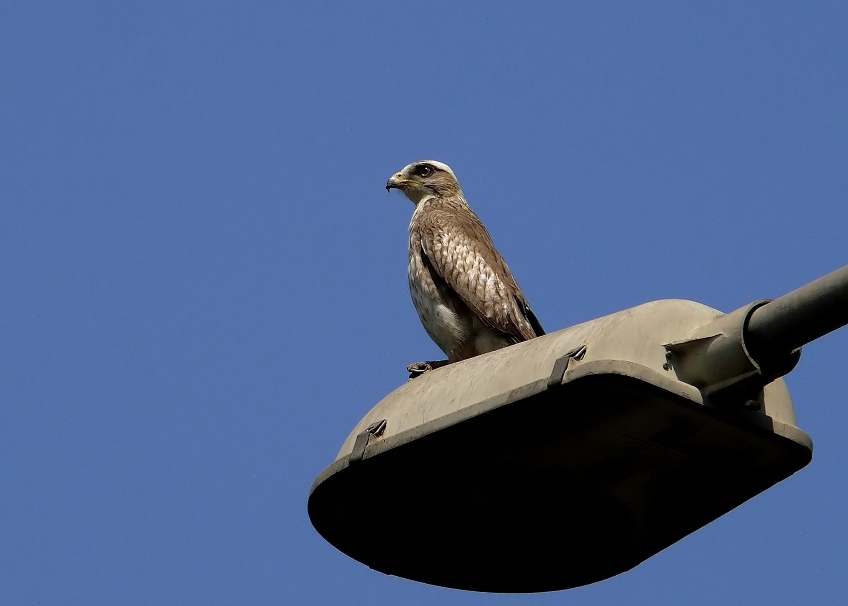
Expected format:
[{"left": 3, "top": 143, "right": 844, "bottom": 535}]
[{"left": 308, "top": 264, "right": 848, "bottom": 592}]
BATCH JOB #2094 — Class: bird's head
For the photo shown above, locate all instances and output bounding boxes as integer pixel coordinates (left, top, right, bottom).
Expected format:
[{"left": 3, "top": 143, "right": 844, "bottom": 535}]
[{"left": 386, "top": 160, "right": 462, "bottom": 204}]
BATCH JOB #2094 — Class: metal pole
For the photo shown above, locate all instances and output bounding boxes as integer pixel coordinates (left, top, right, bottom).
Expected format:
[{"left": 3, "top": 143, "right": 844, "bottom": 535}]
[{"left": 747, "top": 264, "right": 848, "bottom": 358}]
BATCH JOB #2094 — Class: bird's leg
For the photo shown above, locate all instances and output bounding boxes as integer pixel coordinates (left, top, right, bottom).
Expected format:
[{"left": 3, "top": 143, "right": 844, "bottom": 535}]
[{"left": 406, "top": 360, "right": 451, "bottom": 380}]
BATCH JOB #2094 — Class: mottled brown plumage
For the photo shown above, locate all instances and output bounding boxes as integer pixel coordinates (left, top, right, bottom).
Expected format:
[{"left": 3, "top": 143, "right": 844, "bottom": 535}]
[{"left": 387, "top": 160, "right": 544, "bottom": 363}]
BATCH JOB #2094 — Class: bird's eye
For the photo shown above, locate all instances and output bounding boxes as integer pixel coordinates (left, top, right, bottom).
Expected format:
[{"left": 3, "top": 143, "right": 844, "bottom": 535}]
[{"left": 417, "top": 165, "right": 433, "bottom": 177}]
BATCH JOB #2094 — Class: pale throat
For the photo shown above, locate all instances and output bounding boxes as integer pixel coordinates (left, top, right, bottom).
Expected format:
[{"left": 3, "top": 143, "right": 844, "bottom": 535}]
[{"left": 402, "top": 186, "right": 436, "bottom": 205}]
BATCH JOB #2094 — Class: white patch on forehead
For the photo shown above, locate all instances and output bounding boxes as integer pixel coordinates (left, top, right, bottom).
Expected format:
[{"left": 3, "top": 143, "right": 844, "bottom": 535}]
[{"left": 403, "top": 160, "right": 457, "bottom": 179}]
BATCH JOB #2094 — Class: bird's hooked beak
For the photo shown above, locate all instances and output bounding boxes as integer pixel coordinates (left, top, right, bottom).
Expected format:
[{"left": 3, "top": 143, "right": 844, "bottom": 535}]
[{"left": 386, "top": 172, "right": 409, "bottom": 193}]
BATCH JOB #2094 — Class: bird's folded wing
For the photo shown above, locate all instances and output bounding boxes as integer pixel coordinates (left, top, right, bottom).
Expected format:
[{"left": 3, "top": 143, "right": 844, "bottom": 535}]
[{"left": 417, "top": 207, "right": 542, "bottom": 342}]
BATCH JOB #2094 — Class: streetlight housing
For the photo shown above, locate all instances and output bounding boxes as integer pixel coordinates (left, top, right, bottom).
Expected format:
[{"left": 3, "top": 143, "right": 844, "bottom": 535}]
[{"left": 308, "top": 296, "right": 815, "bottom": 592}]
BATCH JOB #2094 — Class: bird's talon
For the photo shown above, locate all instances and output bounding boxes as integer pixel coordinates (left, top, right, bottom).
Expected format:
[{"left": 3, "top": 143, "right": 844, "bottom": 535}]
[{"left": 406, "top": 360, "right": 450, "bottom": 380}]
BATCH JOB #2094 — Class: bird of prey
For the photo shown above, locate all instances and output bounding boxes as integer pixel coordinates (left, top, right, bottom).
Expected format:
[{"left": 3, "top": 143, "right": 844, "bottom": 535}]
[{"left": 386, "top": 160, "right": 544, "bottom": 370}]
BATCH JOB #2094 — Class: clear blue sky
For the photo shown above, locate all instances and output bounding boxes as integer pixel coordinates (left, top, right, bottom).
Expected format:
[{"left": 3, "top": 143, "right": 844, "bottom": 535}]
[{"left": 2, "top": 2, "right": 847, "bottom": 604}]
